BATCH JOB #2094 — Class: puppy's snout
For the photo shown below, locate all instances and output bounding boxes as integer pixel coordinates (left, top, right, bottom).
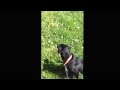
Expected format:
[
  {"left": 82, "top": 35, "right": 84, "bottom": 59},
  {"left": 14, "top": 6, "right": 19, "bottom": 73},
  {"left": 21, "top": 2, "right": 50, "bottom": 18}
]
[{"left": 58, "top": 48, "right": 61, "bottom": 53}]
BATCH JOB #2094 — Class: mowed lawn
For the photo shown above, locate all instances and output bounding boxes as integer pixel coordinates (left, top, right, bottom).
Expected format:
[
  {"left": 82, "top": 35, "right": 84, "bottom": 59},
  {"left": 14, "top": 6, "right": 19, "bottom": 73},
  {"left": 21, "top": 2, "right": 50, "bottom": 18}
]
[{"left": 41, "top": 11, "right": 84, "bottom": 79}]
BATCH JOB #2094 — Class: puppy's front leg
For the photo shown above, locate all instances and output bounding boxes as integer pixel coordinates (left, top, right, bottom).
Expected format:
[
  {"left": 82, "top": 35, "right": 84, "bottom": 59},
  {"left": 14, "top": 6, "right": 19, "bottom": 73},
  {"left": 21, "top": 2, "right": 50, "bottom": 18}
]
[
  {"left": 69, "top": 72, "right": 74, "bottom": 79},
  {"left": 65, "top": 66, "right": 69, "bottom": 79}
]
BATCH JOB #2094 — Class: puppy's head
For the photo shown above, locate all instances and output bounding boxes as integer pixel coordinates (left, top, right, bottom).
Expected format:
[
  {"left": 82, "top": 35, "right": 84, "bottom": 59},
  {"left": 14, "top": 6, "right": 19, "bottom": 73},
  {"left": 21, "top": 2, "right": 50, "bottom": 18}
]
[{"left": 57, "top": 44, "right": 71, "bottom": 54}]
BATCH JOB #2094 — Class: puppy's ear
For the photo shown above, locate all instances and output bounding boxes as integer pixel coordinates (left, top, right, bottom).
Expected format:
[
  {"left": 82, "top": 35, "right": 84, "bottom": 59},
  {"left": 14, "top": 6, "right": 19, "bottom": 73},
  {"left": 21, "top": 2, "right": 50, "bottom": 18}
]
[
  {"left": 66, "top": 45, "right": 71, "bottom": 50},
  {"left": 68, "top": 45, "right": 71, "bottom": 50}
]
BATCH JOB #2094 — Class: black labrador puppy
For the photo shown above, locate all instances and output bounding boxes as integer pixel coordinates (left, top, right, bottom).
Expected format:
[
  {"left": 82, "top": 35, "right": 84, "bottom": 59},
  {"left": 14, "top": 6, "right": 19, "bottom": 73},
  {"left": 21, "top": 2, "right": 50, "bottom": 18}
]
[{"left": 57, "top": 44, "right": 83, "bottom": 79}]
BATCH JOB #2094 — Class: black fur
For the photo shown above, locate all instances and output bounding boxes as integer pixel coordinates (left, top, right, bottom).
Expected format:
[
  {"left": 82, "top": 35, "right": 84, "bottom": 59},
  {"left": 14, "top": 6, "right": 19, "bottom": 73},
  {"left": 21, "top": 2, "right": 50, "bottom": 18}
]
[{"left": 57, "top": 44, "right": 83, "bottom": 79}]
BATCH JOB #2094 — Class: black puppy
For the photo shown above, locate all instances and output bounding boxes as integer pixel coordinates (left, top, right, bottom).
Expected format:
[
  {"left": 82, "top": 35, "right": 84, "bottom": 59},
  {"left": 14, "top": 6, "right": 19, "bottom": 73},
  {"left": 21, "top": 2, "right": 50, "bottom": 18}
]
[{"left": 57, "top": 44, "right": 83, "bottom": 79}]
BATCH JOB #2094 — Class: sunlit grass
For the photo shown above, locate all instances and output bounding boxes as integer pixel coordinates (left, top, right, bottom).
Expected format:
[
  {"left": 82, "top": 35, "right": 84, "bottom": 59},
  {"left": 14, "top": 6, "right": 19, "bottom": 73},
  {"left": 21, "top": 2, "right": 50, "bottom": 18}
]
[{"left": 41, "top": 11, "right": 84, "bottom": 79}]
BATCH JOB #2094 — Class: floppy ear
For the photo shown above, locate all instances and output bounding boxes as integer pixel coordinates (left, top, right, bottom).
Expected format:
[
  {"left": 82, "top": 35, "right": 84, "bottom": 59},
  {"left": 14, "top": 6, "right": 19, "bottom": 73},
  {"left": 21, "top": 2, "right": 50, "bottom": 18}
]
[
  {"left": 66, "top": 45, "right": 71, "bottom": 50},
  {"left": 68, "top": 45, "right": 71, "bottom": 50}
]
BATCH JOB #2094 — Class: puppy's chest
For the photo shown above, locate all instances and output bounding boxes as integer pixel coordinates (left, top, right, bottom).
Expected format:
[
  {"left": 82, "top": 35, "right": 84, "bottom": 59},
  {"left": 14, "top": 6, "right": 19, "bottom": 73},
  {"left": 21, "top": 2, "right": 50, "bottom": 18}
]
[{"left": 66, "top": 60, "right": 77, "bottom": 67}]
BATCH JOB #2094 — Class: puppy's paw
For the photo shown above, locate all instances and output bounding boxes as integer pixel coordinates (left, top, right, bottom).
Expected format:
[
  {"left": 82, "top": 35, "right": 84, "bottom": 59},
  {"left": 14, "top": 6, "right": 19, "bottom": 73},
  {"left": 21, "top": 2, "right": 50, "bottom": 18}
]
[{"left": 64, "top": 77, "right": 69, "bottom": 79}]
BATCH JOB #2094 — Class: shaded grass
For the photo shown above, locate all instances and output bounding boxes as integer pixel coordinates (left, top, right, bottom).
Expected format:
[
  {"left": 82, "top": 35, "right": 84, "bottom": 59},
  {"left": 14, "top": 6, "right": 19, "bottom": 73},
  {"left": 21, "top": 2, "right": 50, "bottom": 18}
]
[{"left": 41, "top": 11, "right": 84, "bottom": 79}]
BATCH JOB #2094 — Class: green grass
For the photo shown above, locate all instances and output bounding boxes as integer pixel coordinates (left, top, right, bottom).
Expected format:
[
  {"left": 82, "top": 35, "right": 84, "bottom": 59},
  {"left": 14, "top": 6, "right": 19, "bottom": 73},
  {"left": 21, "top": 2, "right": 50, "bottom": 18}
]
[{"left": 41, "top": 11, "right": 84, "bottom": 79}]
